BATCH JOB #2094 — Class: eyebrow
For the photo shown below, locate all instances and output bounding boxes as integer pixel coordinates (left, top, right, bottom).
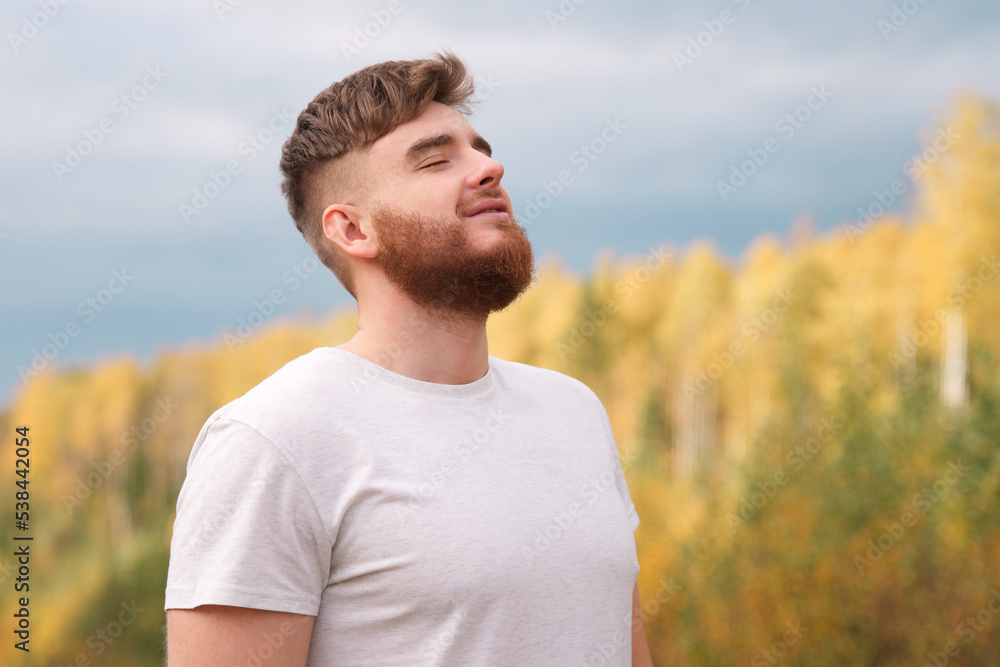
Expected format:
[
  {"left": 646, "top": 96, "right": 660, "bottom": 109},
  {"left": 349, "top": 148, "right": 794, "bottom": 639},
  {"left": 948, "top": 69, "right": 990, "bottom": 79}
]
[{"left": 405, "top": 132, "right": 493, "bottom": 164}]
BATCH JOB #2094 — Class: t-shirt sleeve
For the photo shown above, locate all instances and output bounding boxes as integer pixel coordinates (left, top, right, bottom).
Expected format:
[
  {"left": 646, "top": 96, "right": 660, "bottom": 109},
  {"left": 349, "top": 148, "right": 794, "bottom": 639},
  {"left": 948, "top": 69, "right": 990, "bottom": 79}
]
[
  {"left": 164, "top": 417, "right": 332, "bottom": 615},
  {"left": 595, "top": 396, "right": 640, "bottom": 533}
]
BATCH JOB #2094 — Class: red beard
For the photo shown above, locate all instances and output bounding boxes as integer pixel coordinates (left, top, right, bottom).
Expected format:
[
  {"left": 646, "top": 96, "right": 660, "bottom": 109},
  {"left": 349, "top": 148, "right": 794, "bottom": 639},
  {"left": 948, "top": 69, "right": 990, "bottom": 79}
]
[{"left": 371, "top": 196, "right": 535, "bottom": 321}]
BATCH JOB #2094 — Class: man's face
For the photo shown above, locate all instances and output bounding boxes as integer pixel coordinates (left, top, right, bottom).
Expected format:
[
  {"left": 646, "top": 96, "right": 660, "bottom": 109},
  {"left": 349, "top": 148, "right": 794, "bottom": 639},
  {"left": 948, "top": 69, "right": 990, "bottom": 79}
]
[{"left": 363, "top": 102, "right": 534, "bottom": 319}]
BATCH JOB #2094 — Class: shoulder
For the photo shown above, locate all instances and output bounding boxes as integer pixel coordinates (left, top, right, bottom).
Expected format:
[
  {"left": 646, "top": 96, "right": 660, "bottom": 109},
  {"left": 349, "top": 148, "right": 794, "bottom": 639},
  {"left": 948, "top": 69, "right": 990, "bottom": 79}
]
[
  {"left": 209, "top": 347, "right": 360, "bottom": 435},
  {"left": 184, "top": 348, "right": 365, "bottom": 472},
  {"left": 488, "top": 357, "right": 603, "bottom": 408}
]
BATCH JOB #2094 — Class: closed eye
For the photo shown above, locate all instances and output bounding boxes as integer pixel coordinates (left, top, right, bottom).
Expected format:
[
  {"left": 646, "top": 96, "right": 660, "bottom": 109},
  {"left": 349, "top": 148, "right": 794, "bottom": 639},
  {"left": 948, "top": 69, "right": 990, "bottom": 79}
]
[{"left": 421, "top": 160, "right": 448, "bottom": 169}]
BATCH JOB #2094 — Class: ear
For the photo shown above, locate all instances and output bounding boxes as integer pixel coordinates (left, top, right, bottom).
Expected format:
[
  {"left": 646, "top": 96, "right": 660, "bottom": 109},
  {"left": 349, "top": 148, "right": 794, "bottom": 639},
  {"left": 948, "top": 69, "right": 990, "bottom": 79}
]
[{"left": 322, "top": 204, "right": 380, "bottom": 259}]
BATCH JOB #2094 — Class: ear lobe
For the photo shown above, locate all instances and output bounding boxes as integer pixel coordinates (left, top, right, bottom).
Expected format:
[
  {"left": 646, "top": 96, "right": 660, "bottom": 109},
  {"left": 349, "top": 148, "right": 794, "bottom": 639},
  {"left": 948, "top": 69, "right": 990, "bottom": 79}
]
[{"left": 322, "top": 204, "right": 380, "bottom": 259}]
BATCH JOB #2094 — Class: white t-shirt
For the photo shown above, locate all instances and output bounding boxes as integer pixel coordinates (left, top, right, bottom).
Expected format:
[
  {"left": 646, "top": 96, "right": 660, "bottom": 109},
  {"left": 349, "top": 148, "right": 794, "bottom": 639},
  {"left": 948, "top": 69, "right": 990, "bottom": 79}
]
[{"left": 165, "top": 348, "right": 640, "bottom": 666}]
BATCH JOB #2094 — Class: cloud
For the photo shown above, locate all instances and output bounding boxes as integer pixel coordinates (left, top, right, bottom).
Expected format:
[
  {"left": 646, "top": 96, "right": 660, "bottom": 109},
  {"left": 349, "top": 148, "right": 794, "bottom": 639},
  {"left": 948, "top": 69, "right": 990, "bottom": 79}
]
[{"left": 2, "top": 0, "right": 1000, "bottom": 405}]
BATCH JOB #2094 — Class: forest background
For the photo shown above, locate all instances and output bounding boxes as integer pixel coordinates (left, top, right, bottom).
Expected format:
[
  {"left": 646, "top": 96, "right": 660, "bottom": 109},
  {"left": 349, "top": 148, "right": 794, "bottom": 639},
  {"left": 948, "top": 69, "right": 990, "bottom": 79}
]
[{"left": 1, "top": 95, "right": 998, "bottom": 665}]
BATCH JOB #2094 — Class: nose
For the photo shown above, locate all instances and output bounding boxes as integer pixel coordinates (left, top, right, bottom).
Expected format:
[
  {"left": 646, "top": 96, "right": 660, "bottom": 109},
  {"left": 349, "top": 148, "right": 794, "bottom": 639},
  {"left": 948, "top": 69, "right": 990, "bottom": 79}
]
[{"left": 469, "top": 150, "right": 504, "bottom": 190}]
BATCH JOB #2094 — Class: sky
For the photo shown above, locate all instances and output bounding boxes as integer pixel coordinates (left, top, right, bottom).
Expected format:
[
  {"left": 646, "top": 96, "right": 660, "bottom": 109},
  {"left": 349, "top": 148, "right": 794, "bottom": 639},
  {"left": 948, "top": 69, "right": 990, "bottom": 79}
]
[{"left": 2, "top": 0, "right": 999, "bottom": 407}]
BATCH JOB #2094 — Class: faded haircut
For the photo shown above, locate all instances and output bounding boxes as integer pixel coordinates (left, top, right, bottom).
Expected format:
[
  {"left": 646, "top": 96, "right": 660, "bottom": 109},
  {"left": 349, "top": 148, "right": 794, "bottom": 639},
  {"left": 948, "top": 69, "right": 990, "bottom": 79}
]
[{"left": 279, "top": 52, "right": 476, "bottom": 298}]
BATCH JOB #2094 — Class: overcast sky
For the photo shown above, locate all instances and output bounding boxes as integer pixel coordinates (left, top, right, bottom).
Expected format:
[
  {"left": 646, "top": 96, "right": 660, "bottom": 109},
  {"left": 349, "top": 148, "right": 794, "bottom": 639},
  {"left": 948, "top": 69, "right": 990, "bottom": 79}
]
[{"left": 2, "top": 0, "right": 999, "bottom": 406}]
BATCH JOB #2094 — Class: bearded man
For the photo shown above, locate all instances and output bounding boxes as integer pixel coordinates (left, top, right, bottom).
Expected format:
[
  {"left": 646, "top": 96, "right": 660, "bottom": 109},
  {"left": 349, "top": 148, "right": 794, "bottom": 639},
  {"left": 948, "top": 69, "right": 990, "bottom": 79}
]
[{"left": 164, "top": 52, "right": 652, "bottom": 667}]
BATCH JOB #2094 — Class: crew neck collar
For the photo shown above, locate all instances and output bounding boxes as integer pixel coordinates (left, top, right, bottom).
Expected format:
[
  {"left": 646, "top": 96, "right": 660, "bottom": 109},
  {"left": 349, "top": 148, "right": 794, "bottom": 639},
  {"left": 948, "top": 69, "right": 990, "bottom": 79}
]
[{"left": 321, "top": 347, "right": 495, "bottom": 398}]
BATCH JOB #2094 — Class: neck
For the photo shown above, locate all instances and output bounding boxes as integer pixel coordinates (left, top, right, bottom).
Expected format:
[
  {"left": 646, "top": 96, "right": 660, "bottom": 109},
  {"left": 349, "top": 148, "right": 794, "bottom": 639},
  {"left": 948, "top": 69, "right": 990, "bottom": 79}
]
[{"left": 337, "top": 289, "right": 490, "bottom": 385}]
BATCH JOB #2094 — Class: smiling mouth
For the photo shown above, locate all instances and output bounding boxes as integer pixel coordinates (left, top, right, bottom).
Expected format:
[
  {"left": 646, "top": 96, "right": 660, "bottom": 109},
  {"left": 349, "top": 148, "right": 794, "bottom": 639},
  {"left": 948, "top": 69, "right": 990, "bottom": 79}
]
[
  {"left": 466, "top": 209, "right": 511, "bottom": 225},
  {"left": 465, "top": 198, "right": 511, "bottom": 218}
]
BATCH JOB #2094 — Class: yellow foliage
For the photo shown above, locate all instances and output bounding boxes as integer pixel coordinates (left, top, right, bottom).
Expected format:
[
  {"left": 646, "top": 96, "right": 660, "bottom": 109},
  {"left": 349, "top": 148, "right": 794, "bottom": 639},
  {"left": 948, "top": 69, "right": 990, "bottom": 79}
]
[{"left": 2, "top": 94, "right": 1000, "bottom": 666}]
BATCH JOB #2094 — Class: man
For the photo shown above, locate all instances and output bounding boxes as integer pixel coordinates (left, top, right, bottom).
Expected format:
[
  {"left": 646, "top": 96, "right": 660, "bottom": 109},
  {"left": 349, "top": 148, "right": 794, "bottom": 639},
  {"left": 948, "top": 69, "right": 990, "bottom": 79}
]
[{"left": 165, "top": 52, "right": 652, "bottom": 666}]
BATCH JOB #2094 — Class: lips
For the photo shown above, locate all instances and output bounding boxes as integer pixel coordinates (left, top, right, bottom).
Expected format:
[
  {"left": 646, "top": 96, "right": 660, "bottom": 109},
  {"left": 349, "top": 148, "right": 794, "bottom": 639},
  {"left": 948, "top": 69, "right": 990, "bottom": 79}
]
[{"left": 465, "top": 198, "right": 509, "bottom": 218}]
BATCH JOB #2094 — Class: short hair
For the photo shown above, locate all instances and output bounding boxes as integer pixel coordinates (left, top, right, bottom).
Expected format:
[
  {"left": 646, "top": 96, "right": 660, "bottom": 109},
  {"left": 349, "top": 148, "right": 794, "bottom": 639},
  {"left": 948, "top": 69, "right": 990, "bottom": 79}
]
[{"left": 279, "top": 52, "right": 476, "bottom": 298}]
